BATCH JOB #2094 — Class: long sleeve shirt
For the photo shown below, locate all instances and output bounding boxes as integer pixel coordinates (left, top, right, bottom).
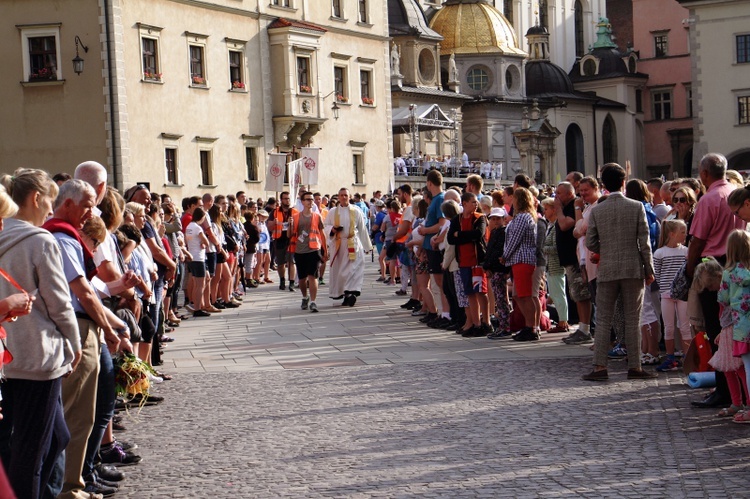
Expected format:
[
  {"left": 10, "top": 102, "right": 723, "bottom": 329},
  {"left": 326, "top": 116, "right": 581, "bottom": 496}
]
[{"left": 502, "top": 212, "right": 537, "bottom": 266}]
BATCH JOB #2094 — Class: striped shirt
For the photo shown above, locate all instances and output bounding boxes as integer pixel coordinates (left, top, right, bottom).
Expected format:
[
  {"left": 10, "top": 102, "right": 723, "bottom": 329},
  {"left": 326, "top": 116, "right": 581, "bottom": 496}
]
[{"left": 653, "top": 244, "right": 688, "bottom": 296}]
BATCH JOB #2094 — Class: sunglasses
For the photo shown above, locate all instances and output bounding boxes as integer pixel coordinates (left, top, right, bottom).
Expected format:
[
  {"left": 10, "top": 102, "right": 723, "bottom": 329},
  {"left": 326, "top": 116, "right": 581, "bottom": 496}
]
[{"left": 673, "top": 197, "right": 688, "bottom": 203}]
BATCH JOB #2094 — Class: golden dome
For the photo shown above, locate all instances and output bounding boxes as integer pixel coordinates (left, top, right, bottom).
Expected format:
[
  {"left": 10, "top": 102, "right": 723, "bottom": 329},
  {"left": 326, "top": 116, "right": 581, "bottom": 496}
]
[{"left": 429, "top": 0, "right": 526, "bottom": 56}]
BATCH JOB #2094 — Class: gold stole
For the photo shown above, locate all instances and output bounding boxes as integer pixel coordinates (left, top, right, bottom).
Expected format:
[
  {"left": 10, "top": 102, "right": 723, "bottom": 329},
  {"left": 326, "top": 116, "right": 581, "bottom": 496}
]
[{"left": 334, "top": 206, "right": 357, "bottom": 261}]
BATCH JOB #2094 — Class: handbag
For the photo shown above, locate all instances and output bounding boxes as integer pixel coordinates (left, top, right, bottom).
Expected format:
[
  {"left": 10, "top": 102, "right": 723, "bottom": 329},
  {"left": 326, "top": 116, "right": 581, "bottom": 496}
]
[{"left": 670, "top": 261, "right": 691, "bottom": 301}]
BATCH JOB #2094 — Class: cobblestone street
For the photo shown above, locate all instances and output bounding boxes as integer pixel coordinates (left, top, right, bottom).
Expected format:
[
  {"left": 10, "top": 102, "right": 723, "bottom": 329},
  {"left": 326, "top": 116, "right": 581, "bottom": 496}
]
[{"left": 118, "top": 263, "right": 750, "bottom": 498}]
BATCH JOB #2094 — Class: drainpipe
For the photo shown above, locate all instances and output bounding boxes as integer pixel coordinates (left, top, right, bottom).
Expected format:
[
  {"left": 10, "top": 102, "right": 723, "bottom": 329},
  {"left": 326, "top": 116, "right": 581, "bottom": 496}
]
[{"left": 103, "top": 0, "right": 119, "bottom": 189}]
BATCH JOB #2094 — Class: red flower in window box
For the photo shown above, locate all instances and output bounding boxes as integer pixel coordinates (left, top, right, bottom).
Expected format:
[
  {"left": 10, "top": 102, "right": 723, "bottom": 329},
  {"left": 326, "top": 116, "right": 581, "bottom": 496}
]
[
  {"left": 362, "top": 97, "right": 374, "bottom": 105},
  {"left": 336, "top": 94, "right": 348, "bottom": 103},
  {"left": 29, "top": 67, "right": 57, "bottom": 81},
  {"left": 192, "top": 75, "right": 206, "bottom": 85},
  {"left": 232, "top": 80, "right": 245, "bottom": 89},
  {"left": 299, "top": 84, "right": 312, "bottom": 93},
  {"left": 143, "top": 71, "right": 162, "bottom": 81}
]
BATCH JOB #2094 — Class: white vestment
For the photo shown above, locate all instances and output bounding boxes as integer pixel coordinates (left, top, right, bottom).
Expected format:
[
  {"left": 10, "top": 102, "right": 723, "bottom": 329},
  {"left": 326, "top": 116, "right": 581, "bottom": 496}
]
[{"left": 324, "top": 205, "right": 373, "bottom": 299}]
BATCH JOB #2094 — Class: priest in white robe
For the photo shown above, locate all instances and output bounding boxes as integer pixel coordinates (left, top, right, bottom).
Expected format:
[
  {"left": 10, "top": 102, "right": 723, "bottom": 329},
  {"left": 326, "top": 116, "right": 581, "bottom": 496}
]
[{"left": 324, "top": 188, "right": 373, "bottom": 306}]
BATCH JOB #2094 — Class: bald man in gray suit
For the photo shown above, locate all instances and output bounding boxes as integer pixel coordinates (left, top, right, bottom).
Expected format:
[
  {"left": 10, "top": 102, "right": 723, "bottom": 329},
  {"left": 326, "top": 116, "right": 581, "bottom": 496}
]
[{"left": 582, "top": 163, "right": 657, "bottom": 381}]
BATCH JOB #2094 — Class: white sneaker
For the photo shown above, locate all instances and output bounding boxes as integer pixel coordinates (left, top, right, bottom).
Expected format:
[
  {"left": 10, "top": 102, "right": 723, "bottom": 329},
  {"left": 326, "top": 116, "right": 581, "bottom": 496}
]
[{"left": 148, "top": 373, "right": 163, "bottom": 384}]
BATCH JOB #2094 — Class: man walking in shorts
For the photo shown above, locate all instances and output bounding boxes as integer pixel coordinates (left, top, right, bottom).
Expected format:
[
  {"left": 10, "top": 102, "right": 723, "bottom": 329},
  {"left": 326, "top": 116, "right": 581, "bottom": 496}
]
[{"left": 289, "top": 192, "right": 327, "bottom": 312}]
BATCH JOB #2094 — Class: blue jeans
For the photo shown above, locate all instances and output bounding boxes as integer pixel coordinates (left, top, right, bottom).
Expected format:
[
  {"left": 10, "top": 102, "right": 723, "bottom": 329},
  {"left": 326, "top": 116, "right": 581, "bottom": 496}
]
[{"left": 82, "top": 345, "right": 115, "bottom": 481}]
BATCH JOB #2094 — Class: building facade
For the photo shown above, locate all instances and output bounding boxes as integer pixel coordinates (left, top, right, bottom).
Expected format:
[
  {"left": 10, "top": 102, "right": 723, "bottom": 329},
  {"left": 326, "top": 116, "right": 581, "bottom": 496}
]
[
  {"left": 678, "top": 0, "right": 750, "bottom": 173},
  {"left": 1, "top": 0, "right": 394, "bottom": 197}
]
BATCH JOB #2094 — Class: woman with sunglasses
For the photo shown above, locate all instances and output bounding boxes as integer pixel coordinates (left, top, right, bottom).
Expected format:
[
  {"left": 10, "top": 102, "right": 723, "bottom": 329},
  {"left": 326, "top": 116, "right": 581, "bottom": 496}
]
[
  {"left": 0, "top": 169, "right": 82, "bottom": 499},
  {"left": 670, "top": 186, "right": 697, "bottom": 245}
]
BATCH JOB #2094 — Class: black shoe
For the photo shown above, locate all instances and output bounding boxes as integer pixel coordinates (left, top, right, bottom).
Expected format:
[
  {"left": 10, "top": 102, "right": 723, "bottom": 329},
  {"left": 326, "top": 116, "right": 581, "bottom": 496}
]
[
  {"left": 289, "top": 283, "right": 295, "bottom": 292},
  {"left": 442, "top": 321, "right": 458, "bottom": 330},
  {"left": 512, "top": 328, "right": 540, "bottom": 342},
  {"left": 84, "top": 480, "right": 117, "bottom": 498},
  {"left": 461, "top": 326, "right": 485, "bottom": 338},
  {"left": 193, "top": 310, "right": 211, "bottom": 318},
  {"left": 100, "top": 442, "right": 142, "bottom": 466},
  {"left": 213, "top": 301, "right": 226, "bottom": 310},
  {"left": 406, "top": 301, "right": 421, "bottom": 310},
  {"left": 487, "top": 330, "right": 513, "bottom": 340},
  {"left": 401, "top": 299, "right": 418, "bottom": 309},
  {"left": 279, "top": 279, "right": 286, "bottom": 291},
  {"left": 223, "top": 301, "right": 240, "bottom": 308},
  {"left": 94, "top": 476, "right": 120, "bottom": 489},
  {"left": 419, "top": 312, "right": 438, "bottom": 323},
  {"left": 96, "top": 464, "right": 124, "bottom": 482},
  {"left": 691, "top": 391, "right": 730, "bottom": 408},
  {"left": 479, "top": 323, "right": 494, "bottom": 336},
  {"left": 427, "top": 317, "right": 449, "bottom": 329}
]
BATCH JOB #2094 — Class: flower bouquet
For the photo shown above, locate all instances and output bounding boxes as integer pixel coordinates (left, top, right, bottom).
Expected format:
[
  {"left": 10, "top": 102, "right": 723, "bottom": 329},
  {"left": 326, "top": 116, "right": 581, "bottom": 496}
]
[
  {"left": 299, "top": 84, "right": 312, "bottom": 93},
  {"left": 114, "top": 353, "right": 158, "bottom": 406}
]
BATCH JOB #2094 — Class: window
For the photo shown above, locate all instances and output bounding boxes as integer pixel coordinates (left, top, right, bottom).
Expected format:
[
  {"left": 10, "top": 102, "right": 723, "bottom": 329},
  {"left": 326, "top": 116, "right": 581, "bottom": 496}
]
[
  {"left": 297, "top": 56, "right": 311, "bottom": 93},
  {"left": 358, "top": 0, "right": 368, "bottom": 24},
  {"left": 229, "top": 50, "right": 244, "bottom": 90},
  {"left": 142, "top": 38, "right": 161, "bottom": 81},
  {"left": 332, "top": 0, "right": 342, "bottom": 18},
  {"left": 636, "top": 89, "right": 643, "bottom": 113},
  {"left": 199, "top": 150, "right": 212, "bottom": 185},
  {"left": 353, "top": 154, "right": 364, "bottom": 184},
  {"left": 190, "top": 45, "right": 206, "bottom": 85},
  {"left": 360, "top": 70, "right": 373, "bottom": 104},
  {"left": 503, "top": 0, "right": 513, "bottom": 25},
  {"left": 583, "top": 58, "right": 597, "bottom": 76},
  {"left": 685, "top": 85, "right": 693, "bottom": 118},
  {"left": 28, "top": 36, "right": 58, "bottom": 81},
  {"left": 739, "top": 96, "right": 750, "bottom": 125},
  {"left": 246, "top": 147, "right": 259, "bottom": 181},
  {"left": 602, "top": 115, "right": 618, "bottom": 165},
  {"left": 18, "top": 25, "right": 62, "bottom": 82},
  {"left": 334, "top": 66, "right": 348, "bottom": 102},
  {"left": 272, "top": 0, "right": 291, "bottom": 6},
  {"left": 738, "top": 34, "right": 750, "bottom": 64},
  {"left": 652, "top": 90, "right": 672, "bottom": 120},
  {"left": 574, "top": 1, "right": 584, "bottom": 58},
  {"left": 165, "top": 149, "right": 178, "bottom": 184},
  {"left": 654, "top": 34, "right": 668, "bottom": 58},
  {"left": 467, "top": 67, "right": 489, "bottom": 91},
  {"left": 539, "top": 0, "right": 548, "bottom": 29}
]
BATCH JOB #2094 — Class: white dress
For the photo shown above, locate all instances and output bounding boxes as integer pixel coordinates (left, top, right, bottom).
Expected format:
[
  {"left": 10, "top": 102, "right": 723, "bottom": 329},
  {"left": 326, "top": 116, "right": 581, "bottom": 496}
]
[{"left": 324, "top": 205, "right": 373, "bottom": 299}]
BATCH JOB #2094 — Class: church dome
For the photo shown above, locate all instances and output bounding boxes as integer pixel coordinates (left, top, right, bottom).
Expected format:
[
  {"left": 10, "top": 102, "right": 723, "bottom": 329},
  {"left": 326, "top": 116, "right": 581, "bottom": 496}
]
[
  {"left": 526, "top": 60, "right": 576, "bottom": 97},
  {"left": 388, "top": 0, "right": 442, "bottom": 40},
  {"left": 429, "top": 0, "right": 526, "bottom": 56}
]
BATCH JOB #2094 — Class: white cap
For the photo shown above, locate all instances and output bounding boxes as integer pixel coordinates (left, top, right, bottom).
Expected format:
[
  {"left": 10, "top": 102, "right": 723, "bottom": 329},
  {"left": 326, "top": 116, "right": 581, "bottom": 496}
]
[{"left": 488, "top": 207, "right": 507, "bottom": 218}]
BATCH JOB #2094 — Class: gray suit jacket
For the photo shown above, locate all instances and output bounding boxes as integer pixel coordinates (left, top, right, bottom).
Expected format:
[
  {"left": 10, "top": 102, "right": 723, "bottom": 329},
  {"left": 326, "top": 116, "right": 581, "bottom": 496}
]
[{"left": 585, "top": 192, "right": 654, "bottom": 283}]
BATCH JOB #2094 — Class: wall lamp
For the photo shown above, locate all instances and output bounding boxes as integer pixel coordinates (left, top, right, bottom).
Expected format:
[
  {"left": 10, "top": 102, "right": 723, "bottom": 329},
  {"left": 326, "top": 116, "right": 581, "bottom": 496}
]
[
  {"left": 72, "top": 36, "right": 89, "bottom": 76},
  {"left": 331, "top": 101, "right": 340, "bottom": 120}
]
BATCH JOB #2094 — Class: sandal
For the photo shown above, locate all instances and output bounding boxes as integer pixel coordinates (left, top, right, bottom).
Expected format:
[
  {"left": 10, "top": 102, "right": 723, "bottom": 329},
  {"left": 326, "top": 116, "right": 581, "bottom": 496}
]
[
  {"left": 732, "top": 410, "right": 750, "bottom": 424},
  {"left": 717, "top": 405, "right": 743, "bottom": 418}
]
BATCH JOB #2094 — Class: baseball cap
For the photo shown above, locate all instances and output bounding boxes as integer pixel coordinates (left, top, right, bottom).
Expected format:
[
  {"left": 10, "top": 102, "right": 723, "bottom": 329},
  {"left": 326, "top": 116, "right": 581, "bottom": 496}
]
[
  {"left": 257, "top": 209, "right": 269, "bottom": 218},
  {"left": 488, "top": 207, "right": 506, "bottom": 218}
]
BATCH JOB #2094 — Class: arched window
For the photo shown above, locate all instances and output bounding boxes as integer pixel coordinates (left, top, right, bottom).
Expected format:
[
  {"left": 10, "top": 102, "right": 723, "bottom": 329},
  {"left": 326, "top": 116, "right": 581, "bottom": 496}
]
[
  {"left": 539, "top": 0, "right": 548, "bottom": 29},
  {"left": 575, "top": 0, "right": 584, "bottom": 58},
  {"left": 565, "top": 123, "right": 585, "bottom": 173},
  {"left": 504, "top": 0, "right": 514, "bottom": 26},
  {"left": 602, "top": 115, "right": 618, "bottom": 165}
]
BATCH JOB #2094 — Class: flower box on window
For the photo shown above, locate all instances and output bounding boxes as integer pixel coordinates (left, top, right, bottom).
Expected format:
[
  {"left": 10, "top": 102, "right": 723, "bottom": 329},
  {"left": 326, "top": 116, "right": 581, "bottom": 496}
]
[
  {"left": 29, "top": 67, "right": 57, "bottom": 81},
  {"left": 192, "top": 75, "right": 206, "bottom": 85},
  {"left": 336, "top": 94, "right": 348, "bottom": 103},
  {"left": 362, "top": 96, "right": 374, "bottom": 105},
  {"left": 299, "top": 84, "right": 312, "bottom": 93},
  {"left": 232, "top": 80, "right": 245, "bottom": 89},
  {"left": 144, "top": 71, "right": 162, "bottom": 81}
]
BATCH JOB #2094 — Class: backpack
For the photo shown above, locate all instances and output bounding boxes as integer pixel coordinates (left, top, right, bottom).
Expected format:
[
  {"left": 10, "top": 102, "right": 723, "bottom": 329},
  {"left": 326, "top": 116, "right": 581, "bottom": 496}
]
[{"left": 643, "top": 202, "right": 659, "bottom": 253}]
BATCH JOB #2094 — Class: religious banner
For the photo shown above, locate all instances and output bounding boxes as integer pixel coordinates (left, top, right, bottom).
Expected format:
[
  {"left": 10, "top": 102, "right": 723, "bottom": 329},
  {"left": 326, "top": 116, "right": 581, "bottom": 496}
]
[
  {"left": 299, "top": 147, "right": 320, "bottom": 185},
  {"left": 288, "top": 158, "right": 304, "bottom": 198},
  {"left": 265, "top": 153, "right": 287, "bottom": 192}
]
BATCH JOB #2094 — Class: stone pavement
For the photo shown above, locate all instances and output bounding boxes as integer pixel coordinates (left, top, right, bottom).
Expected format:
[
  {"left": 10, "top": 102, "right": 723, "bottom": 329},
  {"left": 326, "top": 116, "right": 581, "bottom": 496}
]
[{"left": 117, "top": 262, "right": 750, "bottom": 498}]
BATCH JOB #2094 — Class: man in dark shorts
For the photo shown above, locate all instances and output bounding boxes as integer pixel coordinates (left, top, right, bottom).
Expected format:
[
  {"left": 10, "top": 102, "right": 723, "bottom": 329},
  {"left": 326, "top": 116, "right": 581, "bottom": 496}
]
[
  {"left": 417, "top": 170, "right": 447, "bottom": 324},
  {"left": 267, "top": 191, "right": 298, "bottom": 291},
  {"left": 289, "top": 192, "right": 327, "bottom": 312}
]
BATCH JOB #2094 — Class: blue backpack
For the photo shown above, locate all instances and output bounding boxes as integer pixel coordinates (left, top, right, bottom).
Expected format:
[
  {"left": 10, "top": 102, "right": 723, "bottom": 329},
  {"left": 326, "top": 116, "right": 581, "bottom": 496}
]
[{"left": 643, "top": 202, "right": 659, "bottom": 252}]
